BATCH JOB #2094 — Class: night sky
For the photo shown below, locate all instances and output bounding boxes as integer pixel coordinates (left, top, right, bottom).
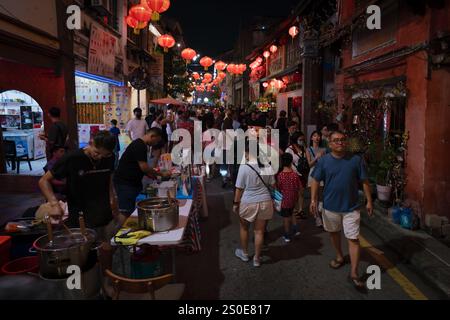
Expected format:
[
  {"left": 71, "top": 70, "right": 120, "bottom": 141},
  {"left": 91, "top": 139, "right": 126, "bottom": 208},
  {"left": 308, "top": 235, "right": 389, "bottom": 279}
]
[{"left": 166, "top": 0, "right": 300, "bottom": 58}]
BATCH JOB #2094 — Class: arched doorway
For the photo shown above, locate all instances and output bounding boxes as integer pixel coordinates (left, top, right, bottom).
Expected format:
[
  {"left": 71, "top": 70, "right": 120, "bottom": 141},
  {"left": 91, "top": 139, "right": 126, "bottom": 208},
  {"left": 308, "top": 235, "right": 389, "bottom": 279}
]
[{"left": 0, "top": 90, "right": 47, "bottom": 176}]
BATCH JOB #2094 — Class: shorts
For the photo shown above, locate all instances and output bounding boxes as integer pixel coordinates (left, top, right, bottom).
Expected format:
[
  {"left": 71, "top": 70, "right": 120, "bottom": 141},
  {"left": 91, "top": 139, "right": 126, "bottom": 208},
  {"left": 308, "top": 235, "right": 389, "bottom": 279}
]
[
  {"left": 239, "top": 200, "right": 274, "bottom": 223},
  {"left": 278, "top": 208, "right": 294, "bottom": 218},
  {"left": 322, "top": 210, "right": 361, "bottom": 240},
  {"left": 114, "top": 183, "right": 142, "bottom": 216}
]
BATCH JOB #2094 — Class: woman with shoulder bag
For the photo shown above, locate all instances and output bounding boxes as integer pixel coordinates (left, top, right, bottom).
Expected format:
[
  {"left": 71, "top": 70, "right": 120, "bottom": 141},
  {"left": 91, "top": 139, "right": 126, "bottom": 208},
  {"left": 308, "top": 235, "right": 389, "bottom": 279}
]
[{"left": 233, "top": 140, "right": 276, "bottom": 267}]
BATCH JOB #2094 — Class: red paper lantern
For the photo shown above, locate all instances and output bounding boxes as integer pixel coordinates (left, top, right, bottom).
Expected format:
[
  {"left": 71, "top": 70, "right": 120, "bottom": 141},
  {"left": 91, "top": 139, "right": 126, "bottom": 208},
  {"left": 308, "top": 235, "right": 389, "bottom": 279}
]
[
  {"left": 146, "top": 0, "right": 169, "bottom": 21},
  {"left": 192, "top": 72, "right": 200, "bottom": 80},
  {"left": 129, "top": 4, "right": 152, "bottom": 22},
  {"left": 237, "top": 64, "right": 247, "bottom": 74},
  {"left": 126, "top": 15, "right": 139, "bottom": 28},
  {"left": 263, "top": 51, "right": 270, "bottom": 59},
  {"left": 289, "top": 26, "right": 299, "bottom": 38},
  {"left": 256, "top": 57, "right": 263, "bottom": 64},
  {"left": 270, "top": 45, "right": 278, "bottom": 53},
  {"left": 214, "top": 60, "right": 227, "bottom": 72},
  {"left": 181, "top": 48, "right": 197, "bottom": 64},
  {"left": 204, "top": 73, "right": 213, "bottom": 80},
  {"left": 218, "top": 71, "right": 226, "bottom": 79},
  {"left": 126, "top": 15, "right": 147, "bottom": 35},
  {"left": 226, "top": 64, "right": 236, "bottom": 74},
  {"left": 160, "top": 0, "right": 170, "bottom": 12},
  {"left": 200, "top": 56, "right": 213, "bottom": 70},
  {"left": 158, "top": 34, "right": 175, "bottom": 52},
  {"left": 141, "top": 0, "right": 152, "bottom": 11}
]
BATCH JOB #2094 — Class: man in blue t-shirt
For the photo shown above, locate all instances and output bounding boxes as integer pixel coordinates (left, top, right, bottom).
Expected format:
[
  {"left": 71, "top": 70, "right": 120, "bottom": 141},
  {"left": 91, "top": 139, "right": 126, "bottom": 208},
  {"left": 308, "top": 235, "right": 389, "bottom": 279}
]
[{"left": 310, "top": 130, "right": 373, "bottom": 290}]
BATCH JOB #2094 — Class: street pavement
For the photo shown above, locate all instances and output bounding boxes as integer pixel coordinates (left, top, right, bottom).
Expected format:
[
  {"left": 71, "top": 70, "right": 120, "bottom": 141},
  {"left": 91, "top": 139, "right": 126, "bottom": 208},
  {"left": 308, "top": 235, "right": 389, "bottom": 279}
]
[{"left": 175, "top": 177, "right": 446, "bottom": 300}]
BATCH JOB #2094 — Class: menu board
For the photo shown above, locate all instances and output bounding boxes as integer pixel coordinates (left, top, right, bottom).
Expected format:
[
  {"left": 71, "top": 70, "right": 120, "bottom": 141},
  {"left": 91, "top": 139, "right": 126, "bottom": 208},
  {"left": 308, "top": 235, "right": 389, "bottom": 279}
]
[
  {"left": 75, "top": 76, "right": 110, "bottom": 103},
  {"left": 105, "top": 87, "right": 131, "bottom": 130},
  {"left": 88, "top": 24, "right": 117, "bottom": 78}
]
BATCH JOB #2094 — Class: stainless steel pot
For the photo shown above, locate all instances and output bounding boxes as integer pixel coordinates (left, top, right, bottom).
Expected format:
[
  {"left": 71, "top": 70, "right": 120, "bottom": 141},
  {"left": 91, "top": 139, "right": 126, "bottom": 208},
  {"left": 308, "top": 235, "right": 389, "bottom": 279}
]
[
  {"left": 137, "top": 198, "right": 179, "bottom": 232},
  {"left": 33, "top": 228, "right": 97, "bottom": 279}
]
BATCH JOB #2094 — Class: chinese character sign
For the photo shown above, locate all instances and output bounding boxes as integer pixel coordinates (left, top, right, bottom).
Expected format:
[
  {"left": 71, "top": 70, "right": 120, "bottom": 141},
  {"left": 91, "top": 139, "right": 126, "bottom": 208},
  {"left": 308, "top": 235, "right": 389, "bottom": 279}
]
[{"left": 88, "top": 25, "right": 117, "bottom": 78}]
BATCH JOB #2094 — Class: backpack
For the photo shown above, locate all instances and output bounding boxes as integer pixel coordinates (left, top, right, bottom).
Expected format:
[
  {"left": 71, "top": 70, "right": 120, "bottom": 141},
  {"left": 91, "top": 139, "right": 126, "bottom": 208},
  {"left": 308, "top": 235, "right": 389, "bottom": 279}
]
[{"left": 289, "top": 146, "right": 309, "bottom": 175}]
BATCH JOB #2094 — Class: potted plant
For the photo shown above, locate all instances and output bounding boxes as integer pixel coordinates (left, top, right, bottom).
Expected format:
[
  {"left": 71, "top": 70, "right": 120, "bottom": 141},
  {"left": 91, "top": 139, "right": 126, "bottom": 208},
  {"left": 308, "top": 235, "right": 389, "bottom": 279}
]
[{"left": 375, "top": 144, "right": 396, "bottom": 202}]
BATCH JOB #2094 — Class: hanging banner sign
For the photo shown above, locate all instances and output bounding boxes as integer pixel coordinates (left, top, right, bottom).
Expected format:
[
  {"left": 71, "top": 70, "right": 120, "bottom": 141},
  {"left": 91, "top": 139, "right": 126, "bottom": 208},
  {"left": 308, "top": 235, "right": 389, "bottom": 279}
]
[{"left": 88, "top": 24, "right": 117, "bottom": 78}]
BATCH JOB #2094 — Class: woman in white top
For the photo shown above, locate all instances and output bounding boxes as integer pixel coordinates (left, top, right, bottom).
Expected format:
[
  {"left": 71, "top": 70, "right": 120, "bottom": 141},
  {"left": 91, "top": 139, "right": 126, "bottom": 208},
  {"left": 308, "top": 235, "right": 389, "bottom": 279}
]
[
  {"left": 151, "top": 114, "right": 163, "bottom": 130},
  {"left": 233, "top": 141, "right": 275, "bottom": 267},
  {"left": 306, "top": 130, "right": 326, "bottom": 227}
]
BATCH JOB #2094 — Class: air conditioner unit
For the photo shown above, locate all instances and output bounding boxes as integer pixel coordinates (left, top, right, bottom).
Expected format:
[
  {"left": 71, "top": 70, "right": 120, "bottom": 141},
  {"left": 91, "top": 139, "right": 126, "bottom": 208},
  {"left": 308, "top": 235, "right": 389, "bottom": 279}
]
[{"left": 91, "top": 0, "right": 112, "bottom": 16}]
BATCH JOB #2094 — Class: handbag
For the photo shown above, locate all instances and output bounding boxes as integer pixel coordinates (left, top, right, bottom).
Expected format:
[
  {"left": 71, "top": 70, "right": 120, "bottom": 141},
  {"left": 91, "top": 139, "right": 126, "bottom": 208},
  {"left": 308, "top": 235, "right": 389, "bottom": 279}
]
[{"left": 246, "top": 164, "right": 283, "bottom": 212}]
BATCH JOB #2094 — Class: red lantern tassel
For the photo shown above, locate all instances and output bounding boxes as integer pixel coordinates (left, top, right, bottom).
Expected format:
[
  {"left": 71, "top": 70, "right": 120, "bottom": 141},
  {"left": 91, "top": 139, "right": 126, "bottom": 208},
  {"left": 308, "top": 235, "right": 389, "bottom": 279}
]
[
  {"left": 164, "top": 47, "right": 168, "bottom": 53},
  {"left": 133, "top": 28, "right": 140, "bottom": 35},
  {"left": 151, "top": 12, "right": 160, "bottom": 21}
]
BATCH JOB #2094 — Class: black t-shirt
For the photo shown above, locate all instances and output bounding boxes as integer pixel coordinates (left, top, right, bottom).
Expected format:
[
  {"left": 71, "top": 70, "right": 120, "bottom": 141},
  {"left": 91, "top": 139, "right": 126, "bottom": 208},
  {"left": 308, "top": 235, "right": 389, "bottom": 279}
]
[
  {"left": 48, "top": 121, "right": 68, "bottom": 148},
  {"left": 114, "top": 139, "right": 148, "bottom": 188},
  {"left": 51, "top": 149, "right": 114, "bottom": 228}
]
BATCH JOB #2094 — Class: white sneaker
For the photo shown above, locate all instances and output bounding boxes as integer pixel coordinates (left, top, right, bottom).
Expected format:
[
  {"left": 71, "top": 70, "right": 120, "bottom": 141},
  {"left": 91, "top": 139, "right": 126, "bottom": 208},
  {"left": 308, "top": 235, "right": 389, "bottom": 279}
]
[
  {"left": 235, "top": 248, "right": 249, "bottom": 262},
  {"left": 253, "top": 257, "right": 261, "bottom": 267},
  {"left": 315, "top": 216, "right": 323, "bottom": 227}
]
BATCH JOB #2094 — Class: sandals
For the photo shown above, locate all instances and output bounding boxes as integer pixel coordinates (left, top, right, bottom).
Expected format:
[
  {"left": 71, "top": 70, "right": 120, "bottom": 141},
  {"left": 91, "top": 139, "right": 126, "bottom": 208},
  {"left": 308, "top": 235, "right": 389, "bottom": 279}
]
[
  {"left": 349, "top": 275, "right": 367, "bottom": 293},
  {"left": 329, "top": 258, "right": 345, "bottom": 269},
  {"left": 295, "top": 210, "right": 307, "bottom": 219}
]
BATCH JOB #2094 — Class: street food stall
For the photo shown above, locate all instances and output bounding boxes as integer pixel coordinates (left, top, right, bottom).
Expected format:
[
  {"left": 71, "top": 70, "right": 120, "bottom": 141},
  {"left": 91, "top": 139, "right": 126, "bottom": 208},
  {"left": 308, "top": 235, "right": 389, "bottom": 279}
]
[{"left": 0, "top": 163, "right": 207, "bottom": 299}]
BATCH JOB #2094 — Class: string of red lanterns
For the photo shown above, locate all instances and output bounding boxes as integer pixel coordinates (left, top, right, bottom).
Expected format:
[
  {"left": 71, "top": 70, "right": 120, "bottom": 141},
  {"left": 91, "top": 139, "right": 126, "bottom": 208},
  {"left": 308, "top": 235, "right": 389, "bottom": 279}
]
[{"left": 126, "top": 0, "right": 171, "bottom": 34}]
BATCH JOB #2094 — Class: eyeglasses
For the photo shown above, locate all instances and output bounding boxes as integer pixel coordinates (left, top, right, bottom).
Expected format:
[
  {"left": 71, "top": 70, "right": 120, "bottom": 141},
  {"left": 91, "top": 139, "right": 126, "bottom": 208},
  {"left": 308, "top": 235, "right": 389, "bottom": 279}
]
[{"left": 331, "top": 138, "right": 347, "bottom": 144}]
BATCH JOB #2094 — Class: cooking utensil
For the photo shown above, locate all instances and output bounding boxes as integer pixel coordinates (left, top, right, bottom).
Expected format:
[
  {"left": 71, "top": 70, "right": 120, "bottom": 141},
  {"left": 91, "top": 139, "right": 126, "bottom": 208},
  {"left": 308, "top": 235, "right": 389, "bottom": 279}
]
[
  {"left": 33, "top": 228, "right": 97, "bottom": 279},
  {"left": 45, "top": 216, "right": 53, "bottom": 247},
  {"left": 79, "top": 213, "right": 86, "bottom": 236},
  {"left": 136, "top": 198, "right": 179, "bottom": 232}
]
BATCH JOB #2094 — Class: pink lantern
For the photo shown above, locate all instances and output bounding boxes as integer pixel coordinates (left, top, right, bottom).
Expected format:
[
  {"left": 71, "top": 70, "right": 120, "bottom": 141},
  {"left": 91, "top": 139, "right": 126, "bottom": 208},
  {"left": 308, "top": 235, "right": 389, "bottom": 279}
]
[{"left": 289, "top": 26, "right": 299, "bottom": 38}]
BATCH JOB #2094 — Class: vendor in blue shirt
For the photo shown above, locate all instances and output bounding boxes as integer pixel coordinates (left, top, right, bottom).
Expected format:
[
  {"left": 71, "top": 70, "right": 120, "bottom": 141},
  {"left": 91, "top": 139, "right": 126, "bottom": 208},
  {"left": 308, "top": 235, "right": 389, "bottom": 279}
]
[{"left": 310, "top": 130, "right": 373, "bottom": 291}]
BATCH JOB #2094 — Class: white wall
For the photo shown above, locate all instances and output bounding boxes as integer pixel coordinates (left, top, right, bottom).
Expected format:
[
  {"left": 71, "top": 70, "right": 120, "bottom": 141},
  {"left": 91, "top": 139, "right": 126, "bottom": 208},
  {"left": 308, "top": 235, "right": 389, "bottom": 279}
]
[
  {"left": 0, "top": 0, "right": 58, "bottom": 37},
  {"left": 276, "top": 89, "right": 303, "bottom": 115}
]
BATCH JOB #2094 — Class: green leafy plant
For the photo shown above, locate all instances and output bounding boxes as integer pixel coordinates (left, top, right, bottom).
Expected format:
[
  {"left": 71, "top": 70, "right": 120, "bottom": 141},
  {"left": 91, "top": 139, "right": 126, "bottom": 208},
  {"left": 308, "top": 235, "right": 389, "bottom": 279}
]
[{"left": 375, "top": 143, "right": 396, "bottom": 186}]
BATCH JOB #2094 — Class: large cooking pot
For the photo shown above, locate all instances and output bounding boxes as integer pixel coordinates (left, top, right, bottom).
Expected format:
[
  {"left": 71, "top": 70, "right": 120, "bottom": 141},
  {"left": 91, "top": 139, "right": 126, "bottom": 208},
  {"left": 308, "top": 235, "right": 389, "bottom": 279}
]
[
  {"left": 33, "top": 228, "right": 97, "bottom": 279},
  {"left": 137, "top": 198, "right": 179, "bottom": 232}
]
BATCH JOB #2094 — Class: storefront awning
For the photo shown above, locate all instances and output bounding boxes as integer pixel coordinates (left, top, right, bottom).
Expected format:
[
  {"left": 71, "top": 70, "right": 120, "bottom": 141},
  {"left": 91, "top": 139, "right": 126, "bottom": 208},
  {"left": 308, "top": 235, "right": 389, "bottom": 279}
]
[
  {"left": 75, "top": 71, "right": 124, "bottom": 87},
  {"left": 259, "top": 64, "right": 301, "bottom": 83}
]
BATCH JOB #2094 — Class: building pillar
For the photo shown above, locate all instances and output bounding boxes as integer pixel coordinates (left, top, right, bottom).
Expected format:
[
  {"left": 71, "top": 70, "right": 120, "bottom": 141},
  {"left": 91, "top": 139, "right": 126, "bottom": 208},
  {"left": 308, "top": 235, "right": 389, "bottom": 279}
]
[
  {"left": 301, "top": 31, "right": 321, "bottom": 135},
  {"left": 55, "top": 0, "right": 78, "bottom": 149}
]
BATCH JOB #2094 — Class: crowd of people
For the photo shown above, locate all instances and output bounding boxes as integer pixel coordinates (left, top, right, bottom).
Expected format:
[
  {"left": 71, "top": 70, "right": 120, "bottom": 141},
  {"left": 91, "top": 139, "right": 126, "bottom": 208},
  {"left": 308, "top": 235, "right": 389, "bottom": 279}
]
[{"left": 36, "top": 104, "right": 374, "bottom": 291}]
